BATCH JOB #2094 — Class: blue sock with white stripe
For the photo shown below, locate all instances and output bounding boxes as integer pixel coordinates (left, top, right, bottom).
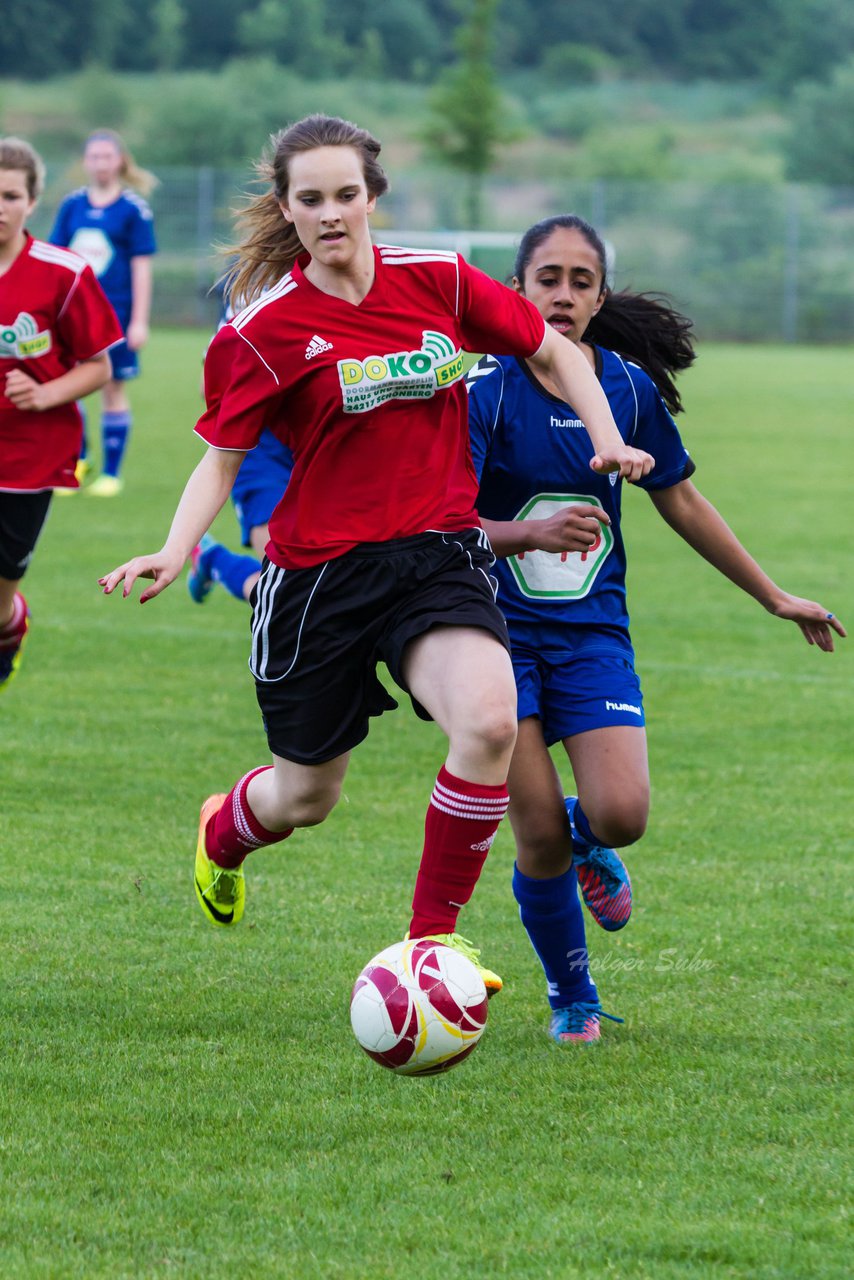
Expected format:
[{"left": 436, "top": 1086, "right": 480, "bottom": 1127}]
[
  {"left": 512, "top": 863, "right": 597, "bottom": 1010},
  {"left": 206, "top": 544, "right": 261, "bottom": 601},
  {"left": 102, "top": 411, "right": 131, "bottom": 477}
]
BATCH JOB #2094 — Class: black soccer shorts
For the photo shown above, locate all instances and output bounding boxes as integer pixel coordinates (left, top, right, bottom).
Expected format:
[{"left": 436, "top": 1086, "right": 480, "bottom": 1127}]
[
  {"left": 248, "top": 528, "right": 510, "bottom": 765},
  {"left": 0, "top": 490, "right": 52, "bottom": 581}
]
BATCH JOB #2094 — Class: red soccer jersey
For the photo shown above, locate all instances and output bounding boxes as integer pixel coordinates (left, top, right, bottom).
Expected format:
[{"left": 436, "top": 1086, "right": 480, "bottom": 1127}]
[
  {"left": 197, "top": 245, "right": 546, "bottom": 569},
  {"left": 0, "top": 234, "right": 123, "bottom": 491}
]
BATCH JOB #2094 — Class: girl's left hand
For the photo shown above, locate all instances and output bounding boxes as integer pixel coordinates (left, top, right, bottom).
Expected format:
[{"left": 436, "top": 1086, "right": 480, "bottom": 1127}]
[
  {"left": 771, "top": 594, "right": 847, "bottom": 652},
  {"left": 590, "top": 445, "right": 654, "bottom": 483},
  {"left": 126, "top": 320, "right": 149, "bottom": 351},
  {"left": 5, "top": 369, "right": 50, "bottom": 412}
]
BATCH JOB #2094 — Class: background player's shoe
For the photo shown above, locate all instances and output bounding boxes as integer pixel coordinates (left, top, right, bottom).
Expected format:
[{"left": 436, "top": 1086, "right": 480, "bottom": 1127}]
[
  {"left": 75, "top": 459, "right": 91, "bottom": 484},
  {"left": 194, "top": 794, "right": 244, "bottom": 926},
  {"left": 408, "top": 931, "right": 503, "bottom": 997},
  {"left": 87, "top": 474, "right": 123, "bottom": 497},
  {"left": 566, "top": 797, "right": 633, "bottom": 931},
  {"left": 549, "top": 1001, "right": 624, "bottom": 1045},
  {"left": 187, "top": 534, "right": 218, "bottom": 604},
  {"left": 0, "top": 594, "right": 29, "bottom": 691}
]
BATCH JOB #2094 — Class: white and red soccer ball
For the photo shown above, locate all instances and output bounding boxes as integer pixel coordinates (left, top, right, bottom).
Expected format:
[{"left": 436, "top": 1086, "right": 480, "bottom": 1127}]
[{"left": 350, "top": 938, "right": 489, "bottom": 1076}]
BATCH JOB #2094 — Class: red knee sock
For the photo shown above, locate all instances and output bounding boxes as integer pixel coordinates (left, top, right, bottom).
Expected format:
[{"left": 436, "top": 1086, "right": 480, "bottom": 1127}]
[
  {"left": 408, "top": 766, "right": 509, "bottom": 937},
  {"left": 206, "top": 767, "right": 293, "bottom": 869},
  {"left": 0, "top": 592, "right": 27, "bottom": 647}
]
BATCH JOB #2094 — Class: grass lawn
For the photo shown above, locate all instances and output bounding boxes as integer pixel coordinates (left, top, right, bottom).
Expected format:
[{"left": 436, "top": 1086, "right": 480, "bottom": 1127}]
[{"left": 1, "top": 333, "right": 850, "bottom": 1278}]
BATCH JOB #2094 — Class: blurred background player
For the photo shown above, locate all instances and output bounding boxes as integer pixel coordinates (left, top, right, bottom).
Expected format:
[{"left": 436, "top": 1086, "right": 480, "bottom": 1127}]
[
  {"left": 50, "top": 129, "right": 157, "bottom": 496},
  {"left": 467, "top": 213, "right": 846, "bottom": 1043},
  {"left": 100, "top": 116, "right": 653, "bottom": 994},
  {"left": 188, "top": 293, "right": 293, "bottom": 606},
  {"left": 0, "top": 138, "right": 122, "bottom": 688}
]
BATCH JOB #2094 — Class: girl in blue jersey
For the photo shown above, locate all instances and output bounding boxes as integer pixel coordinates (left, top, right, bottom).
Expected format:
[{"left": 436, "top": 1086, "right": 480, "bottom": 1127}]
[
  {"left": 51, "top": 130, "right": 157, "bottom": 495},
  {"left": 467, "top": 214, "right": 845, "bottom": 1044}
]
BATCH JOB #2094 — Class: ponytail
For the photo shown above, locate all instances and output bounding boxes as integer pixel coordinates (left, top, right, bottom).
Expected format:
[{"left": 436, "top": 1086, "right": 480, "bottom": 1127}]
[{"left": 585, "top": 291, "right": 695, "bottom": 415}]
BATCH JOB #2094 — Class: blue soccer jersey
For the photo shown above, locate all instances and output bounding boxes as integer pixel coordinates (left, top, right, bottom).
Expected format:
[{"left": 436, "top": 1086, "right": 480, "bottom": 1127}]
[
  {"left": 50, "top": 189, "right": 156, "bottom": 324},
  {"left": 467, "top": 346, "right": 695, "bottom": 654}
]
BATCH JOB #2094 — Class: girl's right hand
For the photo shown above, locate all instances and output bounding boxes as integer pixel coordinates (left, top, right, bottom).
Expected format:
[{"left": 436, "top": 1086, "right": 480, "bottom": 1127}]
[{"left": 99, "top": 551, "right": 185, "bottom": 603}]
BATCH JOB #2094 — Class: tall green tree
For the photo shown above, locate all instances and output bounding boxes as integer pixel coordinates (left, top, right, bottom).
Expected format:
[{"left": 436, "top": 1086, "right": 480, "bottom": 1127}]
[{"left": 423, "top": 0, "right": 504, "bottom": 228}]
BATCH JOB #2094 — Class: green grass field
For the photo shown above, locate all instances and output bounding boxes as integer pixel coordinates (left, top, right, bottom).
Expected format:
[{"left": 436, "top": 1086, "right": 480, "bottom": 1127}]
[{"left": 2, "top": 333, "right": 851, "bottom": 1279}]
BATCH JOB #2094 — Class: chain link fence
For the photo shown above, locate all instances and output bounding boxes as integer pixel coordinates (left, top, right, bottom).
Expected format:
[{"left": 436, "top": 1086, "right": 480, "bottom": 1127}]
[{"left": 31, "top": 169, "right": 854, "bottom": 341}]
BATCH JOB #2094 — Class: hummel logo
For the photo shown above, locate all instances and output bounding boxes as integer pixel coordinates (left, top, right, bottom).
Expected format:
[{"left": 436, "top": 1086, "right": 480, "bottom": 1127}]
[{"left": 305, "top": 334, "right": 333, "bottom": 360}]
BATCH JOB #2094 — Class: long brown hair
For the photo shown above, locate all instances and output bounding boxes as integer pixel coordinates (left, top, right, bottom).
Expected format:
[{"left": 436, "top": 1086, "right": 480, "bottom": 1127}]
[
  {"left": 224, "top": 114, "right": 389, "bottom": 305},
  {"left": 0, "top": 137, "right": 45, "bottom": 201},
  {"left": 515, "top": 214, "right": 695, "bottom": 415},
  {"left": 85, "top": 129, "right": 158, "bottom": 196}
]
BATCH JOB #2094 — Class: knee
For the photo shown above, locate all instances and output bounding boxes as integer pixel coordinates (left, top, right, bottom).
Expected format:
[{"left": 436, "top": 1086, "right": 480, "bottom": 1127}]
[{"left": 276, "top": 777, "right": 342, "bottom": 828}]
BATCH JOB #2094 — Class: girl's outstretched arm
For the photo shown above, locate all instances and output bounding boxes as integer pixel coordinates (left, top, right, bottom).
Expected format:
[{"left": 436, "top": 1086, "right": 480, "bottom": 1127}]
[
  {"left": 528, "top": 325, "right": 654, "bottom": 481},
  {"left": 650, "top": 479, "right": 846, "bottom": 652},
  {"left": 99, "top": 446, "right": 246, "bottom": 603}
]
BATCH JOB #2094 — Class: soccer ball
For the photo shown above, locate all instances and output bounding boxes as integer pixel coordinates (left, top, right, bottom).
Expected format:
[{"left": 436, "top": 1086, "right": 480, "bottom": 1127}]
[{"left": 350, "top": 938, "right": 489, "bottom": 1076}]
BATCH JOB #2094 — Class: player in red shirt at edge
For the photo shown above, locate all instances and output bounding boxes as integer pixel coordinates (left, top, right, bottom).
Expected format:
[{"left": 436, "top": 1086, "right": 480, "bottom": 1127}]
[
  {"left": 0, "top": 138, "right": 122, "bottom": 690},
  {"left": 100, "top": 114, "right": 653, "bottom": 988}
]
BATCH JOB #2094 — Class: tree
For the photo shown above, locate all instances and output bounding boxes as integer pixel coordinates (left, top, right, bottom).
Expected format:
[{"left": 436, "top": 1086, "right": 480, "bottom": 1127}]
[
  {"left": 423, "top": 0, "right": 504, "bottom": 228},
  {"left": 150, "top": 0, "right": 186, "bottom": 71}
]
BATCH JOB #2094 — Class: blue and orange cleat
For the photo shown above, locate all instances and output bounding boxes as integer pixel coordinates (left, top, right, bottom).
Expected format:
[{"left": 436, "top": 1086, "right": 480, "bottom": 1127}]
[
  {"left": 566, "top": 797, "right": 633, "bottom": 931},
  {"left": 0, "top": 593, "right": 30, "bottom": 691},
  {"left": 187, "top": 533, "right": 218, "bottom": 604},
  {"left": 549, "top": 1000, "right": 624, "bottom": 1045}
]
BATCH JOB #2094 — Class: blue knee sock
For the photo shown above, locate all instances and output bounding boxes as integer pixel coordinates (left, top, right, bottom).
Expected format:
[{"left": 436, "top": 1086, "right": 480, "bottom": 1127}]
[
  {"left": 566, "top": 796, "right": 606, "bottom": 854},
  {"left": 206, "top": 544, "right": 261, "bottom": 601},
  {"left": 512, "top": 863, "right": 598, "bottom": 1010},
  {"left": 102, "top": 411, "right": 131, "bottom": 477},
  {"left": 78, "top": 403, "right": 88, "bottom": 461}
]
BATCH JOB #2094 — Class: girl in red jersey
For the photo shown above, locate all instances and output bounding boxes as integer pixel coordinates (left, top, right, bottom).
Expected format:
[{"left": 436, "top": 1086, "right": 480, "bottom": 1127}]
[
  {"left": 100, "top": 114, "right": 653, "bottom": 987},
  {"left": 0, "top": 138, "right": 122, "bottom": 690}
]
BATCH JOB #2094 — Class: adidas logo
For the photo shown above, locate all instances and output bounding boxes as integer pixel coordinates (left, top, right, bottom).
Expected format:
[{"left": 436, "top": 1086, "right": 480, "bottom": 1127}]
[
  {"left": 470, "top": 836, "right": 496, "bottom": 853},
  {"left": 305, "top": 334, "right": 333, "bottom": 360}
]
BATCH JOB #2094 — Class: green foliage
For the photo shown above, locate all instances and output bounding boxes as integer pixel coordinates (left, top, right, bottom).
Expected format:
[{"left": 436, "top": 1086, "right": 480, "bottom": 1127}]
[
  {"left": 423, "top": 0, "right": 505, "bottom": 227},
  {"left": 540, "top": 42, "right": 615, "bottom": 86},
  {"left": 1, "top": 331, "right": 851, "bottom": 1278},
  {"left": 784, "top": 56, "right": 854, "bottom": 183},
  {"left": 75, "top": 63, "right": 130, "bottom": 129},
  {"left": 150, "top": 0, "right": 187, "bottom": 71}
]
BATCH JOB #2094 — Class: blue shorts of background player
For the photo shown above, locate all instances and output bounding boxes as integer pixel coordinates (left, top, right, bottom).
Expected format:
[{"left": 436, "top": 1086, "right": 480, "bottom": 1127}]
[
  {"left": 231, "top": 436, "right": 294, "bottom": 548},
  {"left": 107, "top": 338, "right": 140, "bottom": 382},
  {"left": 513, "top": 646, "right": 645, "bottom": 743},
  {"left": 188, "top": 429, "right": 294, "bottom": 606}
]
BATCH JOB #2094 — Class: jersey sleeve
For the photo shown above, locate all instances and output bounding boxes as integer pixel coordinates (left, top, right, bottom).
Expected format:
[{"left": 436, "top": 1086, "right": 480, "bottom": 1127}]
[
  {"left": 128, "top": 197, "right": 157, "bottom": 257},
  {"left": 55, "top": 264, "right": 124, "bottom": 362},
  {"left": 456, "top": 257, "right": 545, "bottom": 359},
  {"left": 195, "top": 324, "right": 280, "bottom": 452},
  {"left": 631, "top": 369, "right": 696, "bottom": 492},
  {"left": 465, "top": 355, "right": 505, "bottom": 483}
]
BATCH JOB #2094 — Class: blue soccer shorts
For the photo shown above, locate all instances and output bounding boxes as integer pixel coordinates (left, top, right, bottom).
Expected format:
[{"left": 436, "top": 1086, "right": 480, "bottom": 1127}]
[
  {"left": 232, "top": 451, "right": 292, "bottom": 546},
  {"left": 107, "top": 338, "right": 139, "bottom": 381},
  {"left": 512, "top": 645, "right": 645, "bottom": 745}
]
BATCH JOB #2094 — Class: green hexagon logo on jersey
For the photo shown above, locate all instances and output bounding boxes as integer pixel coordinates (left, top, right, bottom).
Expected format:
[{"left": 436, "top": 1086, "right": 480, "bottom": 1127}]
[{"left": 508, "top": 493, "right": 614, "bottom": 600}]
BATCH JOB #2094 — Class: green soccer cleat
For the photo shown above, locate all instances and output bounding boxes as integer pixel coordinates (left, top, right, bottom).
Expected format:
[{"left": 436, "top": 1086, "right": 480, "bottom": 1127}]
[
  {"left": 407, "top": 931, "right": 503, "bottom": 998},
  {"left": 194, "top": 793, "right": 244, "bottom": 927}
]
